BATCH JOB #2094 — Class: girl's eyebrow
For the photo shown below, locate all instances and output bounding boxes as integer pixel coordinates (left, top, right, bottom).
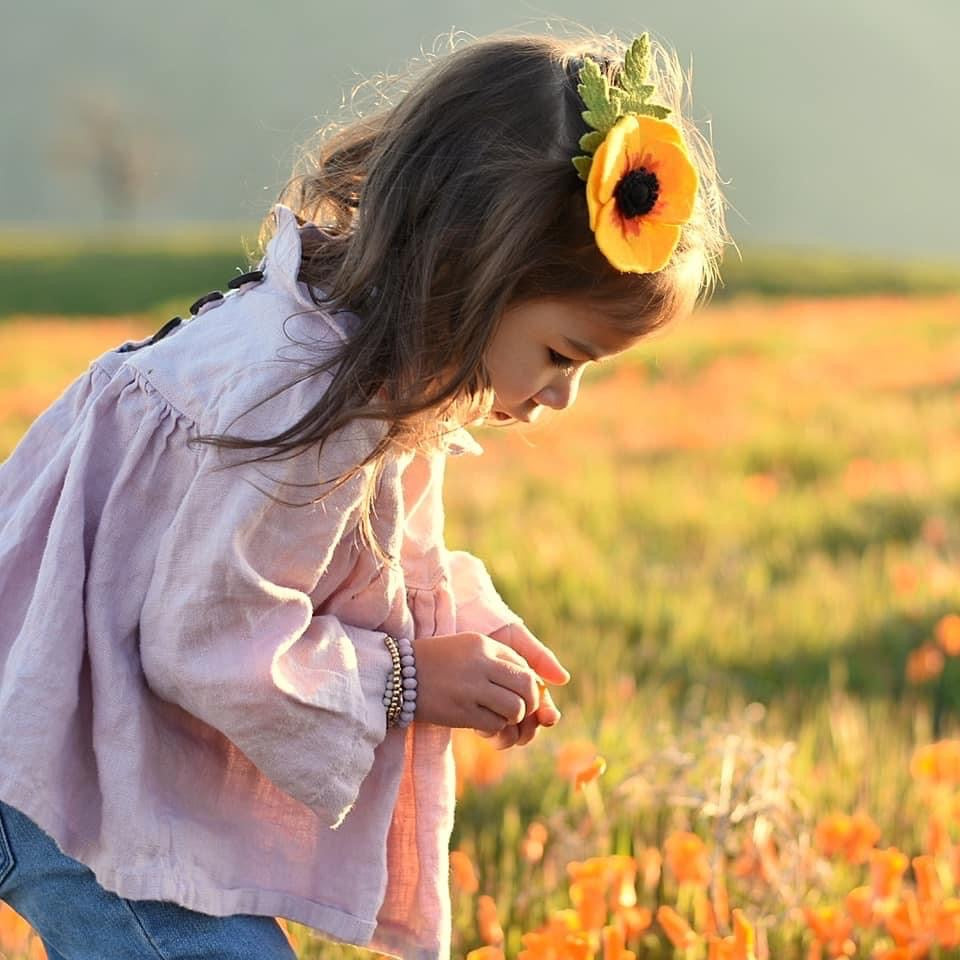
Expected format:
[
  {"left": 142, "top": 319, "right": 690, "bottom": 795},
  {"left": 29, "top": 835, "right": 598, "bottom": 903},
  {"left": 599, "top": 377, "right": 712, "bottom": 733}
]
[{"left": 563, "top": 335, "right": 603, "bottom": 361}]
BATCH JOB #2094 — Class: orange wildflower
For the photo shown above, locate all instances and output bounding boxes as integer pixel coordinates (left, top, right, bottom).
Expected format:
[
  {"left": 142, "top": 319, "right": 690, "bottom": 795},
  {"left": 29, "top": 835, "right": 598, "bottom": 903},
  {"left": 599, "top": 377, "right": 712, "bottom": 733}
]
[
  {"left": 575, "top": 756, "right": 607, "bottom": 790},
  {"left": 844, "top": 886, "right": 874, "bottom": 927},
  {"left": 744, "top": 472, "right": 779, "bottom": 503},
  {"left": 556, "top": 739, "right": 600, "bottom": 781},
  {"left": 884, "top": 890, "right": 930, "bottom": 949},
  {"left": 452, "top": 729, "right": 507, "bottom": 796},
  {"left": 614, "top": 906, "right": 652, "bottom": 940},
  {"left": 601, "top": 924, "right": 637, "bottom": 960},
  {"left": 912, "top": 855, "right": 941, "bottom": 904},
  {"left": 708, "top": 937, "right": 738, "bottom": 960},
  {"left": 814, "top": 811, "right": 881, "bottom": 864},
  {"left": 570, "top": 876, "right": 609, "bottom": 932},
  {"left": 870, "top": 847, "right": 909, "bottom": 900},
  {"left": 657, "top": 905, "right": 698, "bottom": 950},
  {"left": 521, "top": 822, "right": 549, "bottom": 864},
  {"left": 937, "top": 897, "right": 960, "bottom": 947},
  {"left": 733, "top": 909, "right": 756, "bottom": 959},
  {"left": 467, "top": 949, "right": 506, "bottom": 960},
  {"left": 450, "top": 849, "right": 480, "bottom": 894},
  {"left": 0, "top": 905, "right": 46, "bottom": 958},
  {"left": 804, "top": 905, "right": 853, "bottom": 945},
  {"left": 665, "top": 831, "right": 712, "bottom": 887},
  {"left": 586, "top": 115, "right": 699, "bottom": 274},
  {"left": 936, "top": 614, "right": 960, "bottom": 655},
  {"left": 477, "top": 895, "right": 504, "bottom": 945},
  {"left": 906, "top": 643, "right": 944, "bottom": 684},
  {"left": 519, "top": 911, "right": 593, "bottom": 960},
  {"left": 890, "top": 561, "right": 919, "bottom": 596},
  {"left": 911, "top": 741, "right": 960, "bottom": 785}
]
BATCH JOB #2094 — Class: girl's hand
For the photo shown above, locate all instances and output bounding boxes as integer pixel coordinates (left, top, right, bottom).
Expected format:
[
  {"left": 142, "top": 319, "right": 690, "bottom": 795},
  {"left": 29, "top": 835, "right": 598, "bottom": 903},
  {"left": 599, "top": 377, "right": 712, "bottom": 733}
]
[
  {"left": 475, "top": 682, "right": 561, "bottom": 750},
  {"left": 412, "top": 631, "right": 546, "bottom": 732},
  {"left": 473, "top": 623, "right": 568, "bottom": 749}
]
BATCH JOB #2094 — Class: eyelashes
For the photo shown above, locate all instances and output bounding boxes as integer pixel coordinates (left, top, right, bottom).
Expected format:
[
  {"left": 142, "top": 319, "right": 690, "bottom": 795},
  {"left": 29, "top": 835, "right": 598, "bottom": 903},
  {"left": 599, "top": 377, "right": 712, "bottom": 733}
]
[{"left": 548, "top": 349, "right": 577, "bottom": 374}]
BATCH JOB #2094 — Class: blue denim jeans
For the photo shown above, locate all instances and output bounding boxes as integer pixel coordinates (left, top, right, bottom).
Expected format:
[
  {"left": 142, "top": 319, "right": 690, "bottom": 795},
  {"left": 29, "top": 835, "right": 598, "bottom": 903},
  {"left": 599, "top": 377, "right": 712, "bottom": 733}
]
[{"left": 0, "top": 799, "right": 297, "bottom": 959}]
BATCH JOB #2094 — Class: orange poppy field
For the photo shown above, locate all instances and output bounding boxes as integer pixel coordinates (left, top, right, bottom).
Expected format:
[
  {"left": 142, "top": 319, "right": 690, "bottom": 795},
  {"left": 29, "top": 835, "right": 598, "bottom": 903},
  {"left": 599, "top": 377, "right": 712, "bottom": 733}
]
[{"left": 1, "top": 293, "right": 959, "bottom": 958}]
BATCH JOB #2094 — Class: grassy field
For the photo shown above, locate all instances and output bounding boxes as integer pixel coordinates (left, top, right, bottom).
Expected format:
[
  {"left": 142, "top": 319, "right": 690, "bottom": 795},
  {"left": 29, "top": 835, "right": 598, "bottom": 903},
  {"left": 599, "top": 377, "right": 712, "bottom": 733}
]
[
  {"left": 0, "top": 231, "right": 959, "bottom": 319},
  {"left": 1, "top": 293, "right": 960, "bottom": 958}
]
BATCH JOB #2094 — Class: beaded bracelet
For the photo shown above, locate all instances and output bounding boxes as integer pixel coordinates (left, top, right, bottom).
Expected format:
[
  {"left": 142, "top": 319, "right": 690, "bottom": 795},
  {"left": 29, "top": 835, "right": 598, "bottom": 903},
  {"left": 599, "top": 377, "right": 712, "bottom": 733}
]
[{"left": 382, "top": 635, "right": 417, "bottom": 729}]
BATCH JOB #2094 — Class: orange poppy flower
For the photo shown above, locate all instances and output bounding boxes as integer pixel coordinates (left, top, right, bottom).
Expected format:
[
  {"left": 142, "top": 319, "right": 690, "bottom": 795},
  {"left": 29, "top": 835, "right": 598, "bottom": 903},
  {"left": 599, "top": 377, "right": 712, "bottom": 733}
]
[
  {"left": 870, "top": 847, "right": 909, "bottom": 900},
  {"left": 556, "top": 739, "right": 600, "bottom": 781},
  {"left": 911, "top": 740, "right": 960, "bottom": 785},
  {"left": 614, "top": 906, "right": 653, "bottom": 939},
  {"left": 804, "top": 905, "right": 853, "bottom": 944},
  {"left": 518, "top": 911, "right": 592, "bottom": 960},
  {"left": 601, "top": 924, "right": 638, "bottom": 960},
  {"left": 570, "top": 876, "right": 608, "bottom": 932},
  {"left": 586, "top": 114, "right": 698, "bottom": 274},
  {"left": 907, "top": 643, "right": 945, "bottom": 684},
  {"left": 844, "top": 886, "right": 874, "bottom": 927},
  {"left": 574, "top": 756, "right": 607, "bottom": 790},
  {"left": 467, "top": 949, "right": 506, "bottom": 960},
  {"left": 814, "top": 811, "right": 881, "bottom": 864},
  {"left": 521, "top": 822, "right": 549, "bottom": 863},
  {"left": 732, "top": 909, "right": 756, "bottom": 958},
  {"left": 656, "top": 905, "right": 698, "bottom": 950},
  {"left": 664, "top": 831, "right": 712, "bottom": 887},
  {"left": 936, "top": 614, "right": 960, "bottom": 655},
  {"left": 477, "top": 894, "right": 504, "bottom": 945},
  {"left": 912, "top": 855, "right": 941, "bottom": 904},
  {"left": 450, "top": 849, "right": 480, "bottom": 894}
]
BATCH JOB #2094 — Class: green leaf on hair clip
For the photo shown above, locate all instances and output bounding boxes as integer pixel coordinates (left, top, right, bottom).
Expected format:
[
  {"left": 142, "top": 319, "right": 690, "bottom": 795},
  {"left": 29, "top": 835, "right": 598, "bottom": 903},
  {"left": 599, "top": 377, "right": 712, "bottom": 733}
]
[
  {"left": 578, "top": 58, "right": 620, "bottom": 135},
  {"left": 618, "top": 34, "right": 672, "bottom": 119},
  {"left": 572, "top": 155, "right": 592, "bottom": 181},
  {"left": 621, "top": 34, "right": 652, "bottom": 93},
  {"left": 578, "top": 131, "right": 605, "bottom": 154}
]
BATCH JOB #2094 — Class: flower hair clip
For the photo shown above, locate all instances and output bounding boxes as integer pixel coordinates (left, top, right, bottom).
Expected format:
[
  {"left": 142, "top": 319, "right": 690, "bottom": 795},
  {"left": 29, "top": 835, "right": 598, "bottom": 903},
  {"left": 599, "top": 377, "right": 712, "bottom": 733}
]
[{"left": 572, "top": 35, "right": 699, "bottom": 274}]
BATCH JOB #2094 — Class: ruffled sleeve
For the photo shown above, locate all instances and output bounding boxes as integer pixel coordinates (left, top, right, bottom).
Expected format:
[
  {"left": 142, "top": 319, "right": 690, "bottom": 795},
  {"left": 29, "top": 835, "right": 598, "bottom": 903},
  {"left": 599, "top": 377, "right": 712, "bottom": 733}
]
[{"left": 138, "top": 417, "right": 395, "bottom": 831}]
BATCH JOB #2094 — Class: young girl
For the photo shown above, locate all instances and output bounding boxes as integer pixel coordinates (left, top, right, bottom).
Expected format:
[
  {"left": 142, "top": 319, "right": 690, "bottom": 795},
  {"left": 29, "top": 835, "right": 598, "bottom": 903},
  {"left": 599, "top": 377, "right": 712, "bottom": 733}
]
[{"left": 0, "top": 29, "right": 724, "bottom": 960}]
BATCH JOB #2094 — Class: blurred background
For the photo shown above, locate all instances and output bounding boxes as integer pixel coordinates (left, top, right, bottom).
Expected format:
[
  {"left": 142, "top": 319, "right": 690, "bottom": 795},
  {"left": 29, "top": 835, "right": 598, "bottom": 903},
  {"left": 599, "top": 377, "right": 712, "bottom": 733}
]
[
  {"left": 1, "top": 3, "right": 960, "bottom": 959},
  {"left": 2, "top": 0, "right": 958, "bottom": 256}
]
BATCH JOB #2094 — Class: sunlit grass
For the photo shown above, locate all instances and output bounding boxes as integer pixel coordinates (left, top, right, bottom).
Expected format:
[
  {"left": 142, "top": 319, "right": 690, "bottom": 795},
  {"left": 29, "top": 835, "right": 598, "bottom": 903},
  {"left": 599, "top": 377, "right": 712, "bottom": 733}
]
[{"left": 1, "top": 294, "right": 959, "bottom": 958}]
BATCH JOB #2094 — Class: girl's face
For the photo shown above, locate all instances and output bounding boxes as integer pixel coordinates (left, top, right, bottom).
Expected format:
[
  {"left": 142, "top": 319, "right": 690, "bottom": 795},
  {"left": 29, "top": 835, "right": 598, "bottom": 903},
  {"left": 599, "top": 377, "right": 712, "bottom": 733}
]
[{"left": 484, "top": 298, "right": 640, "bottom": 423}]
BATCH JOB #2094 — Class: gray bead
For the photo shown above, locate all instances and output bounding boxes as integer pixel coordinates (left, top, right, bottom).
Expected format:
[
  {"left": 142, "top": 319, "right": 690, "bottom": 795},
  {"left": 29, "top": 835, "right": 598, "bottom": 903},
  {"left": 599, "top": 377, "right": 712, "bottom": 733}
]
[
  {"left": 403, "top": 690, "right": 417, "bottom": 703},
  {"left": 400, "top": 654, "right": 414, "bottom": 666},
  {"left": 402, "top": 677, "right": 417, "bottom": 690},
  {"left": 401, "top": 666, "right": 416, "bottom": 678}
]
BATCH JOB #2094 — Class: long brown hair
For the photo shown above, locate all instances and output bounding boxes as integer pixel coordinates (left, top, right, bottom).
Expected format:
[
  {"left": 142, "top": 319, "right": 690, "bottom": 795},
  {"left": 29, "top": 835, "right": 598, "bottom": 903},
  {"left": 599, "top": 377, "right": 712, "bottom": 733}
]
[{"left": 190, "top": 30, "right": 728, "bottom": 560}]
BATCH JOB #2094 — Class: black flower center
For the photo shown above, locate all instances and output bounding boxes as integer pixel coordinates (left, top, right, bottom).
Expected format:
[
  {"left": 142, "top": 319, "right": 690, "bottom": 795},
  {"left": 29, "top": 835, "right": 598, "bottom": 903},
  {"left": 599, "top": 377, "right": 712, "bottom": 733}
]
[{"left": 614, "top": 168, "right": 660, "bottom": 219}]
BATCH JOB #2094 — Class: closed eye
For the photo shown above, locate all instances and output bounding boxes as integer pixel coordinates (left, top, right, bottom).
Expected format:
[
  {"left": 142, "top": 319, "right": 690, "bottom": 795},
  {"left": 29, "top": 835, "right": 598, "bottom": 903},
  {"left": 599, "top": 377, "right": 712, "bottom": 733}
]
[{"left": 548, "top": 348, "right": 577, "bottom": 373}]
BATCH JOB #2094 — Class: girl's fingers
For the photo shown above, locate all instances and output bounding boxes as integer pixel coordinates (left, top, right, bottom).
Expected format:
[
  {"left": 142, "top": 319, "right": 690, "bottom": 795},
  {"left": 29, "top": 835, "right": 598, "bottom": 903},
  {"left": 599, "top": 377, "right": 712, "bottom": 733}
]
[
  {"left": 490, "top": 623, "right": 570, "bottom": 686},
  {"left": 536, "top": 685, "right": 561, "bottom": 726}
]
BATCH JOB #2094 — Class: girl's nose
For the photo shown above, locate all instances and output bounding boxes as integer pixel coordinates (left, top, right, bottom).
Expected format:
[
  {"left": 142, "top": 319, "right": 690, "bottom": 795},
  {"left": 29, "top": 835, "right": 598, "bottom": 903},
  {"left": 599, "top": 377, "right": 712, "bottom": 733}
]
[{"left": 535, "top": 370, "right": 582, "bottom": 411}]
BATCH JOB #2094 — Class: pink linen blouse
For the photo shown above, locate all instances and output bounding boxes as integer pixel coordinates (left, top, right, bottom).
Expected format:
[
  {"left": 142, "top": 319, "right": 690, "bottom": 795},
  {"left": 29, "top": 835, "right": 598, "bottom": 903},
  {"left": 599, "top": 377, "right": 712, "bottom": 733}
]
[{"left": 0, "top": 204, "right": 521, "bottom": 960}]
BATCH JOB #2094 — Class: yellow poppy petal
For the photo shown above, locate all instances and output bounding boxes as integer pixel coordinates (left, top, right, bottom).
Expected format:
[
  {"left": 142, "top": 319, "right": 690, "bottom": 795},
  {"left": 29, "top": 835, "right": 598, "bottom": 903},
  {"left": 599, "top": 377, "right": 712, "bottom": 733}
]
[
  {"left": 626, "top": 115, "right": 685, "bottom": 153},
  {"left": 587, "top": 115, "right": 639, "bottom": 228},
  {"left": 594, "top": 200, "right": 682, "bottom": 273},
  {"left": 637, "top": 139, "right": 699, "bottom": 225}
]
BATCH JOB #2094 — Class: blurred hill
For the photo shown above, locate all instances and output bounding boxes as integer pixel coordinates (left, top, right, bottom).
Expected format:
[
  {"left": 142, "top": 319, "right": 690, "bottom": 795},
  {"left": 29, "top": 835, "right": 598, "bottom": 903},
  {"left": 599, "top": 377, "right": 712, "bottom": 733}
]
[{"left": 2, "top": 0, "right": 958, "bottom": 259}]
